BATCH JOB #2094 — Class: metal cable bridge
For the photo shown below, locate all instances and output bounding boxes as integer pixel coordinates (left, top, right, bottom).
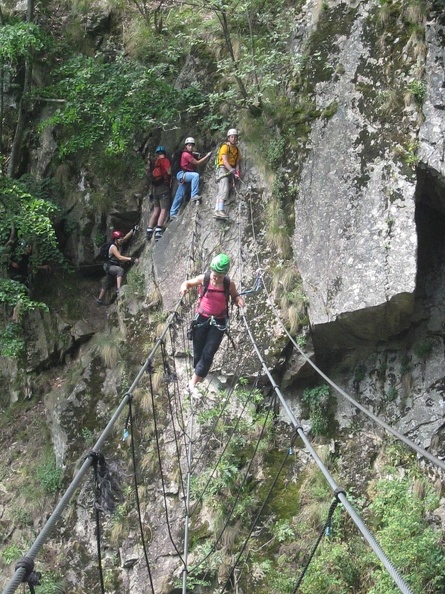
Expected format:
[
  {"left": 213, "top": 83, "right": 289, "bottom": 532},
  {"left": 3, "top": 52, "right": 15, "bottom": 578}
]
[{"left": 2, "top": 186, "right": 445, "bottom": 594}]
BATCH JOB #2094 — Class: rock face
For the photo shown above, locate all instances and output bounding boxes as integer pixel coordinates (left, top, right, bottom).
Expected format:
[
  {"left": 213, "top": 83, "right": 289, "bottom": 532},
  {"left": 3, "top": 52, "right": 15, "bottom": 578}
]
[
  {"left": 293, "top": 2, "right": 420, "bottom": 350},
  {"left": 418, "top": 10, "right": 445, "bottom": 212}
]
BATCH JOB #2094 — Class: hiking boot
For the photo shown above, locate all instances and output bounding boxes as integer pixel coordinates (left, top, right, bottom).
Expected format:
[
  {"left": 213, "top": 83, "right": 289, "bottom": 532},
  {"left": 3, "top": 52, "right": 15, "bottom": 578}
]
[
  {"left": 95, "top": 298, "right": 105, "bottom": 306},
  {"left": 116, "top": 289, "right": 120, "bottom": 298},
  {"left": 191, "top": 194, "right": 201, "bottom": 202},
  {"left": 154, "top": 228, "right": 163, "bottom": 241},
  {"left": 146, "top": 228, "right": 153, "bottom": 241},
  {"left": 170, "top": 214, "right": 178, "bottom": 221},
  {"left": 213, "top": 210, "right": 229, "bottom": 220}
]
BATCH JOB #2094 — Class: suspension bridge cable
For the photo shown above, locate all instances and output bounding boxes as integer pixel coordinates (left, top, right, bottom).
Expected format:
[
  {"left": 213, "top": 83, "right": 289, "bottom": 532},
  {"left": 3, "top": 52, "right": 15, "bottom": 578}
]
[
  {"left": 189, "top": 372, "right": 259, "bottom": 510},
  {"left": 244, "top": 192, "right": 445, "bottom": 474},
  {"left": 126, "top": 395, "right": 156, "bottom": 593},
  {"left": 181, "top": 395, "right": 196, "bottom": 594},
  {"left": 1, "top": 298, "right": 183, "bottom": 594},
  {"left": 189, "top": 381, "right": 274, "bottom": 576},
  {"left": 148, "top": 361, "right": 185, "bottom": 563},
  {"left": 161, "top": 339, "right": 187, "bottom": 502},
  {"left": 291, "top": 495, "right": 342, "bottom": 593},
  {"left": 219, "top": 431, "right": 299, "bottom": 594},
  {"left": 91, "top": 453, "right": 106, "bottom": 594},
  {"left": 240, "top": 309, "right": 414, "bottom": 594}
]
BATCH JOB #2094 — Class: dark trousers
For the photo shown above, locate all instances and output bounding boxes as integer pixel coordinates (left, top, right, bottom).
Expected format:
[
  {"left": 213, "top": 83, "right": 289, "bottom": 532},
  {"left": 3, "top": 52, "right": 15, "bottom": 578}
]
[{"left": 193, "top": 315, "right": 226, "bottom": 378}]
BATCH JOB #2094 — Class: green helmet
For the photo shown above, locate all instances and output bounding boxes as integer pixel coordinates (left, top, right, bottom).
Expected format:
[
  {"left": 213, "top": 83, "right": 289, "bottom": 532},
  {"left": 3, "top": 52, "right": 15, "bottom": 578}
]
[{"left": 210, "top": 253, "right": 230, "bottom": 274}]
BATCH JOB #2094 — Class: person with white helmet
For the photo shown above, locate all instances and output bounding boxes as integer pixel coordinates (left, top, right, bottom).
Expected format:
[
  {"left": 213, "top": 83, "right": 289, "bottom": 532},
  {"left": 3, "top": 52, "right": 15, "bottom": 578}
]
[
  {"left": 169, "top": 137, "right": 211, "bottom": 219},
  {"left": 214, "top": 128, "right": 241, "bottom": 220}
]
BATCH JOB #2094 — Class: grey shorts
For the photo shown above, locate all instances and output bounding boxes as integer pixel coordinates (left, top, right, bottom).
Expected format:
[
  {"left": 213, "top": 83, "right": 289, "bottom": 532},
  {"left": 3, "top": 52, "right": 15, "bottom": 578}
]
[
  {"left": 152, "top": 186, "right": 171, "bottom": 210},
  {"left": 102, "top": 263, "right": 124, "bottom": 289}
]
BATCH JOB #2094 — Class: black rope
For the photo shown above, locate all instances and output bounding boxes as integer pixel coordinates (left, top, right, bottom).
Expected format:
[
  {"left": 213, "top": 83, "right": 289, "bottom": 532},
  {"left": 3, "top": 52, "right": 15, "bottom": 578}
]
[
  {"left": 190, "top": 380, "right": 274, "bottom": 575},
  {"left": 291, "top": 490, "right": 345, "bottom": 593},
  {"left": 189, "top": 350, "right": 250, "bottom": 475},
  {"left": 190, "top": 372, "right": 261, "bottom": 511},
  {"left": 14, "top": 558, "right": 41, "bottom": 594},
  {"left": 160, "top": 338, "right": 187, "bottom": 501},
  {"left": 126, "top": 395, "right": 156, "bottom": 593},
  {"left": 219, "top": 430, "right": 298, "bottom": 594},
  {"left": 148, "top": 363, "right": 185, "bottom": 563},
  {"left": 90, "top": 451, "right": 106, "bottom": 594}
]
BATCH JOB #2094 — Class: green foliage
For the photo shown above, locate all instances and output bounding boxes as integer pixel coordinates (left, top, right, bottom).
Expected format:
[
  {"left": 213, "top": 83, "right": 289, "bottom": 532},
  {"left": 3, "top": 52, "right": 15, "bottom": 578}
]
[
  {"left": 408, "top": 79, "right": 426, "bottom": 103},
  {"left": 0, "top": 320, "right": 26, "bottom": 357},
  {"left": 386, "top": 385, "right": 398, "bottom": 402},
  {"left": 271, "top": 518, "right": 295, "bottom": 543},
  {"left": 126, "top": 268, "right": 145, "bottom": 298},
  {"left": 267, "top": 136, "right": 286, "bottom": 165},
  {"left": 39, "top": 571, "right": 66, "bottom": 594},
  {"left": 300, "top": 541, "right": 363, "bottom": 593},
  {"left": 414, "top": 338, "right": 433, "bottom": 358},
  {"left": 366, "top": 476, "right": 445, "bottom": 594},
  {"left": 1, "top": 543, "right": 23, "bottom": 565},
  {"left": 36, "top": 454, "right": 63, "bottom": 495},
  {"left": 400, "top": 354, "right": 411, "bottom": 375},
  {"left": 81, "top": 427, "right": 95, "bottom": 445},
  {"left": 40, "top": 54, "right": 207, "bottom": 159},
  {"left": 0, "top": 21, "right": 47, "bottom": 62},
  {"left": 0, "top": 177, "right": 63, "bottom": 267},
  {"left": 354, "top": 363, "right": 366, "bottom": 382},
  {"left": 303, "top": 385, "right": 331, "bottom": 436}
]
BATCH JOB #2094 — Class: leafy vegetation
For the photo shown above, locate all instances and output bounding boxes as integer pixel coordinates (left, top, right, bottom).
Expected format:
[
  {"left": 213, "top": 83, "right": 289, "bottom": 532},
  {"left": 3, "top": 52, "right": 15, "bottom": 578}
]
[
  {"left": 0, "top": 177, "right": 63, "bottom": 355},
  {"left": 36, "top": 454, "right": 63, "bottom": 495},
  {"left": 40, "top": 54, "right": 206, "bottom": 158},
  {"left": 303, "top": 384, "right": 332, "bottom": 436}
]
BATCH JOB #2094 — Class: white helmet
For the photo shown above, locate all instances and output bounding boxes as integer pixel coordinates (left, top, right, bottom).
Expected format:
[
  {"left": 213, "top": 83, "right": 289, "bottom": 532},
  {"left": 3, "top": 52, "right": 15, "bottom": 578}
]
[
  {"left": 227, "top": 128, "right": 238, "bottom": 137},
  {"left": 184, "top": 137, "right": 195, "bottom": 145}
]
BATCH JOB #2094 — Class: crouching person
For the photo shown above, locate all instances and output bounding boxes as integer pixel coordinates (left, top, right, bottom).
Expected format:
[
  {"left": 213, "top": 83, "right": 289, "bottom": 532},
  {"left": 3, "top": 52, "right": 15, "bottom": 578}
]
[
  {"left": 179, "top": 253, "right": 244, "bottom": 387},
  {"left": 96, "top": 229, "right": 139, "bottom": 305}
]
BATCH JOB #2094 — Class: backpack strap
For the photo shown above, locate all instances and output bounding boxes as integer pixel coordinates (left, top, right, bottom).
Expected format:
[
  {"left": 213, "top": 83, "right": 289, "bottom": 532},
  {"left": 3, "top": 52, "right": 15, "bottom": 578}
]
[{"left": 199, "top": 270, "right": 231, "bottom": 315}]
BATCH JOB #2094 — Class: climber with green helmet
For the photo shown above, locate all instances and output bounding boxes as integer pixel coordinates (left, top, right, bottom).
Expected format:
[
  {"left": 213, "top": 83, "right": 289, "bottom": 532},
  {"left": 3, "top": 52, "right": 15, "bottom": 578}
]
[{"left": 180, "top": 253, "right": 244, "bottom": 389}]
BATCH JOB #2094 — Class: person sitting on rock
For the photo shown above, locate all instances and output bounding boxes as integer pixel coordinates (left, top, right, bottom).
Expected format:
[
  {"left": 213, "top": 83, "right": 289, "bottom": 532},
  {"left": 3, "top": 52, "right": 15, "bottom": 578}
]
[
  {"left": 96, "top": 229, "right": 139, "bottom": 305},
  {"left": 169, "top": 137, "right": 211, "bottom": 219}
]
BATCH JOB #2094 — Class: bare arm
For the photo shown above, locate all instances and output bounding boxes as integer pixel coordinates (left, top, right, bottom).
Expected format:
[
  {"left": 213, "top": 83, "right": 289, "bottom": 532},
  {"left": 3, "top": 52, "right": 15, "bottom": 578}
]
[
  {"left": 110, "top": 244, "right": 135, "bottom": 263},
  {"left": 229, "top": 280, "right": 245, "bottom": 308},
  {"left": 191, "top": 152, "right": 212, "bottom": 167},
  {"left": 180, "top": 274, "right": 205, "bottom": 296}
]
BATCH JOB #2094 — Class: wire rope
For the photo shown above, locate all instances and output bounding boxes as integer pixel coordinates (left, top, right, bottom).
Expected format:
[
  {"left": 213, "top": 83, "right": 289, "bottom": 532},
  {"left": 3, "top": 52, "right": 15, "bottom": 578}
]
[
  {"left": 147, "top": 361, "right": 185, "bottom": 563},
  {"left": 245, "top": 191, "right": 445, "bottom": 473},
  {"left": 160, "top": 339, "right": 187, "bottom": 502},
  {"left": 218, "top": 431, "right": 299, "bottom": 594},
  {"left": 189, "top": 384, "right": 275, "bottom": 576},
  {"left": 126, "top": 395, "right": 156, "bottom": 593},
  {"left": 91, "top": 453, "right": 106, "bottom": 594},
  {"left": 1, "top": 298, "right": 184, "bottom": 594},
  {"left": 240, "top": 308, "right": 414, "bottom": 594}
]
